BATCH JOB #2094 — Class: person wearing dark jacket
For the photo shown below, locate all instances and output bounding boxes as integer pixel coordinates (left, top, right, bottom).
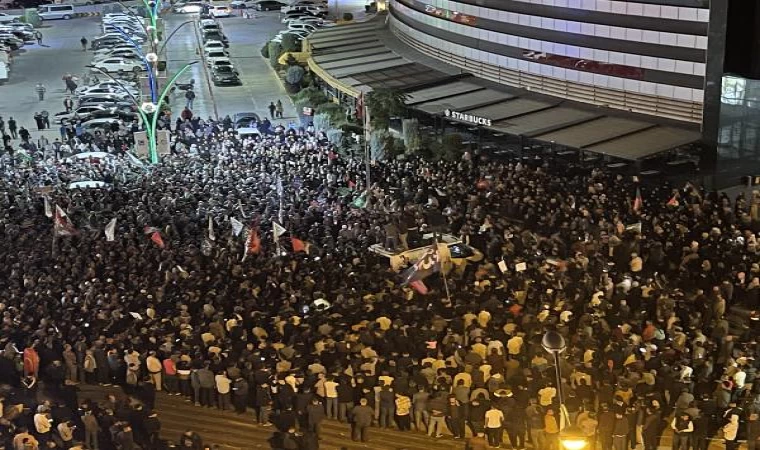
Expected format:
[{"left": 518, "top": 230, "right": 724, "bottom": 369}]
[
  {"left": 254, "top": 383, "right": 272, "bottom": 425},
  {"left": 144, "top": 411, "right": 161, "bottom": 448},
  {"left": 446, "top": 395, "right": 466, "bottom": 439},
  {"left": 642, "top": 405, "right": 662, "bottom": 450},
  {"left": 232, "top": 376, "right": 249, "bottom": 414},
  {"left": 350, "top": 398, "right": 373, "bottom": 442},
  {"left": 612, "top": 412, "right": 630, "bottom": 450},
  {"left": 197, "top": 364, "right": 215, "bottom": 407},
  {"left": 306, "top": 399, "right": 326, "bottom": 438}
]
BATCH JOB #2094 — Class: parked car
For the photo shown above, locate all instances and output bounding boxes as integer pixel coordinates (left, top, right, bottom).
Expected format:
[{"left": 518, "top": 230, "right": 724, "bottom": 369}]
[
  {"left": 271, "top": 29, "right": 309, "bottom": 43},
  {"left": 92, "top": 48, "right": 142, "bottom": 61},
  {"left": 37, "top": 4, "right": 75, "bottom": 20},
  {"left": 229, "top": 0, "right": 253, "bottom": 8},
  {"left": 174, "top": 2, "right": 203, "bottom": 13},
  {"left": 205, "top": 50, "right": 229, "bottom": 67},
  {"left": 76, "top": 85, "right": 138, "bottom": 99},
  {"left": 0, "top": 12, "right": 22, "bottom": 22},
  {"left": 233, "top": 112, "right": 260, "bottom": 128},
  {"left": 255, "top": 0, "right": 285, "bottom": 10},
  {"left": 80, "top": 118, "right": 120, "bottom": 134},
  {"left": 209, "top": 58, "right": 237, "bottom": 72},
  {"left": 203, "top": 40, "right": 225, "bottom": 54},
  {"left": 211, "top": 65, "right": 241, "bottom": 86},
  {"left": 75, "top": 82, "right": 139, "bottom": 96},
  {"left": 287, "top": 22, "right": 317, "bottom": 33},
  {"left": 54, "top": 105, "right": 121, "bottom": 124},
  {"left": 90, "top": 57, "right": 144, "bottom": 74},
  {"left": 281, "top": 4, "right": 325, "bottom": 16},
  {"left": 210, "top": 4, "right": 232, "bottom": 17}
]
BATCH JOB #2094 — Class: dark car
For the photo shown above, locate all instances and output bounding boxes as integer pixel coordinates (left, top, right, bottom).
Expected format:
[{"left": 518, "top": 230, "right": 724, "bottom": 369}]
[
  {"left": 212, "top": 65, "right": 241, "bottom": 86},
  {"left": 256, "top": 0, "right": 286, "bottom": 10},
  {"left": 202, "top": 30, "right": 229, "bottom": 46},
  {"left": 91, "top": 37, "right": 127, "bottom": 50}
]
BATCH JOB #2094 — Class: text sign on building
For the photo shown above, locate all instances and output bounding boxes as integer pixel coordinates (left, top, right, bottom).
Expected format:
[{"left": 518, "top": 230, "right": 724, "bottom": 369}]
[
  {"left": 424, "top": 4, "right": 477, "bottom": 25},
  {"left": 444, "top": 109, "right": 492, "bottom": 126}
]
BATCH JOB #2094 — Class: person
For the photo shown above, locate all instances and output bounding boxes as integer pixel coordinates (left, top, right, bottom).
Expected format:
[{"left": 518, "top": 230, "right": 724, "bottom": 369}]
[
  {"left": 34, "top": 112, "right": 43, "bottom": 131},
  {"left": 35, "top": 30, "right": 42, "bottom": 45},
  {"left": 81, "top": 410, "right": 99, "bottom": 450},
  {"left": 185, "top": 89, "right": 195, "bottom": 110},
  {"left": 306, "top": 398, "right": 326, "bottom": 438},
  {"left": 7, "top": 116, "right": 16, "bottom": 139},
  {"left": 80, "top": 36, "right": 88, "bottom": 50},
  {"left": 18, "top": 126, "right": 30, "bottom": 143},
  {"left": 215, "top": 370, "right": 231, "bottom": 410},
  {"left": 350, "top": 398, "right": 373, "bottom": 442},
  {"left": 612, "top": 412, "right": 629, "bottom": 450},
  {"left": 63, "top": 97, "right": 74, "bottom": 113},
  {"left": 484, "top": 404, "right": 504, "bottom": 447},
  {"left": 671, "top": 413, "right": 693, "bottom": 450},
  {"left": 35, "top": 83, "right": 46, "bottom": 101},
  {"left": 394, "top": 392, "right": 412, "bottom": 431},
  {"left": 268, "top": 101, "right": 276, "bottom": 119},
  {"left": 723, "top": 410, "right": 740, "bottom": 450},
  {"left": 275, "top": 99, "right": 284, "bottom": 118}
]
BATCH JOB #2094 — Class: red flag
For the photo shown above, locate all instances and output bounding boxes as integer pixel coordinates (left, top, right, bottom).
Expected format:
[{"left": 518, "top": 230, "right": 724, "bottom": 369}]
[
  {"left": 292, "top": 237, "right": 305, "bottom": 253},
  {"left": 246, "top": 228, "right": 261, "bottom": 255},
  {"left": 409, "top": 280, "right": 428, "bottom": 295},
  {"left": 150, "top": 231, "right": 165, "bottom": 248},
  {"left": 632, "top": 187, "right": 642, "bottom": 212},
  {"left": 666, "top": 193, "right": 679, "bottom": 207},
  {"left": 54, "top": 205, "right": 77, "bottom": 236}
]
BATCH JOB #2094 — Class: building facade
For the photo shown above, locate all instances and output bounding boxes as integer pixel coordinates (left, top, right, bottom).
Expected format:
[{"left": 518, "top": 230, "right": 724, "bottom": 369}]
[{"left": 387, "top": 0, "right": 728, "bottom": 146}]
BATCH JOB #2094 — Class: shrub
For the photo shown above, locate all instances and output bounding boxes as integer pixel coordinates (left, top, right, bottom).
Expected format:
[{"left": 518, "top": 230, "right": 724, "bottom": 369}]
[
  {"left": 440, "top": 133, "right": 464, "bottom": 161},
  {"left": 313, "top": 113, "right": 331, "bottom": 133},
  {"left": 285, "top": 65, "right": 305, "bottom": 85},
  {"left": 293, "top": 86, "right": 328, "bottom": 108},
  {"left": 326, "top": 129, "right": 343, "bottom": 146},
  {"left": 342, "top": 12, "right": 353, "bottom": 21},
  {"left": 267, "top": 41, "right": 282, "bottom": 68},
  {"left": 281, "top": 33, "right": 300, "bottom": 53},
  {"left": 316, "top": 102, "right": 344, "bottom": 125},
  {"left": 260, "top": 42, "right": 270, "bottom": 58},
  {"left": 401, "top": 118, "right": 420, "bottom": 153}
]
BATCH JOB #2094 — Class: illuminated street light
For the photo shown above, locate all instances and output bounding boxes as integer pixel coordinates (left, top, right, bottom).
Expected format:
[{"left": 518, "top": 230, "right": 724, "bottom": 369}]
[{"left": 543, "top": 331, "right": 588, "bottom": 450}]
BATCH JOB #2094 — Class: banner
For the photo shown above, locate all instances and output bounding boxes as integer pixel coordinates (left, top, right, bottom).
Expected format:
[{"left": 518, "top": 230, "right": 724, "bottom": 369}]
[
  {"left": 104, "top": 218, "right": 117, "bottom": 241},
  {"left": 208, "top": 215, "right": 216, "bottom": 241},
  {"left": 230, "top": 217, "right": 244, "bottom": 237},
  {"left": 273, "top": 221, "right": 286, "bottom": 239}
]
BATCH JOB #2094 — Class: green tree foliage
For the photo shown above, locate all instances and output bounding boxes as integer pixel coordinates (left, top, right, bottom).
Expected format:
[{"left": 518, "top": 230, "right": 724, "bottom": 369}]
[
  {"left": 268, "top": 41, "right": 282, "bottom": 68},
  {"left": 281, "top": 33, "right": 300, "bottom": 53},
  {"left": 367, "top": 88, "right": 408, "bottom": 129},
  {"left": 316, "top": 102, "right": 344, "bottom": 125},
  {"left": 293, "top": 86, "right": 328, "bottom": 108}
]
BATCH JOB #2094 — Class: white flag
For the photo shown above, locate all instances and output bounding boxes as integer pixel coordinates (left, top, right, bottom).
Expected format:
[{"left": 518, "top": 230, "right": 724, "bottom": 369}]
[
  {"left": 208, "top": 215, "right": 216, "bottom": 241},
  {"left": 105, "top": 218, "right": 117, "bottom": 242},
  {"left": 273, "top": 221, "right": 286, "bottom": 239},
  {"left": 43, "top": 196, "right": 53, "bottom": 218},
  {"left": 230, "top": 217, "right": 244, "bottom": 237}
]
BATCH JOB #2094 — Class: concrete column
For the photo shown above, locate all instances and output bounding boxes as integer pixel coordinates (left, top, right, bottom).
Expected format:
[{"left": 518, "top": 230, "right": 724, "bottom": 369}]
[{"left": 701, "top": 0, "right": 729, "bottom": 165}]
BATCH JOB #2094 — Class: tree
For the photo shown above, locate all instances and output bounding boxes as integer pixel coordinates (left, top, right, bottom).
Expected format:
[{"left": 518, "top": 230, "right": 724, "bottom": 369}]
[
  {"left": 293, "top": 86, "right": 328, "bottom": 108},
  {"left": 268, "top": 41, "right": 282, "bottom": 68},
  {"left": 260, "top": 42, "right": 270, "bottom": 58},
  {"left": 281, "top": 33, "right": 300, "bottom": 53},
  {"left": 285, "top": 65, "right": 306, "bottom": 93},
  {"left": 367, "top": 88, "right": 408, "bottom": 129},
  {"left": 316, "top": 102, "right": 344, "bottom": 125},
  {"left": 342, "top": 12, "right": 353, "bottom": 21}
]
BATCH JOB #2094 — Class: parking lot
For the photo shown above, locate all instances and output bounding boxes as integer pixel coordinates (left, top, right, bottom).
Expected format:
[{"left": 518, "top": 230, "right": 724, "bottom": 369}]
[{"left": 0, "top": 0, "right": 368, "bottom": 141}]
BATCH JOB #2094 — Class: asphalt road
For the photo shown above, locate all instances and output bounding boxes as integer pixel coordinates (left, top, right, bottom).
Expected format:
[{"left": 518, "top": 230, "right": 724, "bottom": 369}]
[{"left": 0, "top": 0, "right": 368, "bottom": 140}]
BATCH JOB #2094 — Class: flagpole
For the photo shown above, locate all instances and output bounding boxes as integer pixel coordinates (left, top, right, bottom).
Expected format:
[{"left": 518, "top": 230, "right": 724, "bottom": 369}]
[
  {"left": 434, "top": 235, "right": 452, "bottom": 303},
  {"left": 363, "top": 93, "right": 371, "bottom": 195}
]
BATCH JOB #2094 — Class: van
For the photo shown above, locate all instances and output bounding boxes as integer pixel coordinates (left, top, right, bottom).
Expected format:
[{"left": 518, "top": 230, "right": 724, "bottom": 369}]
[{"left": 37, "top": 4, "right": 75, "bottom": 20}]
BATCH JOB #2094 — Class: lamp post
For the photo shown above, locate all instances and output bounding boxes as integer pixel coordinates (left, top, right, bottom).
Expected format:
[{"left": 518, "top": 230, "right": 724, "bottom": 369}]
[
  {"left": 87, "top": 62, "right": 198, "bottom": 163},
  {"left": 542, "top": 330, "right": 589, "bottom": 450}
]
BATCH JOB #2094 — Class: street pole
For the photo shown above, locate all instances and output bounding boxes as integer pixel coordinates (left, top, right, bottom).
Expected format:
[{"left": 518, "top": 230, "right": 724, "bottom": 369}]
[{"left": 363, "top": 93, "right": 371, "bottom": 194}]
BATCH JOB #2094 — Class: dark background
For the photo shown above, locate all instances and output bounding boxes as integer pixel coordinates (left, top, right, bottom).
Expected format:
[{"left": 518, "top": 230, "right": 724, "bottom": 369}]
[{"left": 725, "top": 0, "right": 760, "bottom": 78}]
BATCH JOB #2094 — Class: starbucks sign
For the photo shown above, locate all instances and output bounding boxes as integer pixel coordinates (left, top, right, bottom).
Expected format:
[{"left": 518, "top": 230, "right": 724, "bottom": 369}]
[{"left": 444, "top": 109, "right": 492, "bottom": 127}]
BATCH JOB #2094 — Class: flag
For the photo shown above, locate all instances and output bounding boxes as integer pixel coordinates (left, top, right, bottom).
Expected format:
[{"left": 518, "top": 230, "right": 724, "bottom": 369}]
[
  {"left": 625, "top": 222, "right": 642, "bottom": 234},
  {"left": 356, "top": 91, "right": 365, "bottom": 121},
  {"left": 150, "top": 231, "right": 165, "bottom": 248},
  {"left": 54, "top": 205, "right": 77, "bottom": 236},
  {"left": 351, "top": 192, "right": 367, "bottom": 209},
  {"left": 399, "top": 245, "right": 441, "bottom": 285},
  {"left": 230, "top": 217, "right": 244, "bottom": 237},
  {"left": 104, "top": 218, "right": 117, "bottom": 241},
  {"left": 208, "top": 216, "right": 216, "bottom": 241},
  {"left": 243, "top": 227, "right": 261, "bottom": 260},
  {"left": 292, "top": 237, "right": 310, "bottom": 254},
  {"left": 632, "top": 187, "right": 642, "bottom": 212},
  {"left": 276, "top": 176, "right": 284, "bottom": 197},
  {"left": 273, "top": 221, "right": 286, "bottom": 239},
  {"left": 144, "top": 226, "right": 160, "bottom": 235},
  {"left": 43, "top": 196, "right": 53, "bottom": 218},
  {"left": 666, "top": 193, "right": 679, "bottom": 207},
  {"left": 409, "top": 280, "right": 429, "bottom": 295}
]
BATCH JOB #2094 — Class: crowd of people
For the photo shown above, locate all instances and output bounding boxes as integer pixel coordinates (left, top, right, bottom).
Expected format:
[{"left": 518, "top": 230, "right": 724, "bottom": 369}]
[{"left": 1, "top": 110, "right": 760, "bottom": 450}]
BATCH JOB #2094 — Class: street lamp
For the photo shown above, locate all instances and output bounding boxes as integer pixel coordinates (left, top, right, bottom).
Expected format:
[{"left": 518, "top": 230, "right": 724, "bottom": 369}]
[{"left": 542, "top": 330, "right": 589, "bottom": 450}]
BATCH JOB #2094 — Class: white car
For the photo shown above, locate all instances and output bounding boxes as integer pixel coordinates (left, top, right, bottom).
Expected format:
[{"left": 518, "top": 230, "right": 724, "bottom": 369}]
[
  {"left": 76, "top": 82, "right": 138, "bottom": 96},
  {"left": 175, "top": 2, "right": 203, "bottom": 13},
  {"left": 203, "top": 40, "right": 225, "bottom": 54},
  {"left": 76, "top": 85, "right": 139, "bottom": 99},
  {"left": 0, "top": 13, "right": 21, "bottom": 23},
  {"left": 271, "top": 29, "right": 309, "bottom": 43},
  {"left": 287, "top": 22, "right": 317, "bottom": 33},
  {"left": 92, "top": 48, "right": 142, "bottom": 61},
  {"left": 210, "top": 4, "right": 232, "bottom": 17},
  {"left": 205, "top": 51, "right": 230, "bottom": 67},
  {"left": 91, "top": 57, "right": 144, "bottom": 74}
]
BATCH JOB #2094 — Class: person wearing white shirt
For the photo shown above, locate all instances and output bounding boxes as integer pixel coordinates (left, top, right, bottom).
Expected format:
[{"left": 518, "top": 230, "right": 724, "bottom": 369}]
[
  {"left": 215, "top": 371, "right": 232, "bottom": 410},
  {"left": 146, "top": 351, "right": 162, "bottom": 391},
  {"left": 324, "top": 377, "right": 339, "bottom": 419},
  {"left": 484, "top": 406, "right": 505, "bottom": 447},
  {"left": 34, "top": 410, "right": 52, "bottom": 444}
]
